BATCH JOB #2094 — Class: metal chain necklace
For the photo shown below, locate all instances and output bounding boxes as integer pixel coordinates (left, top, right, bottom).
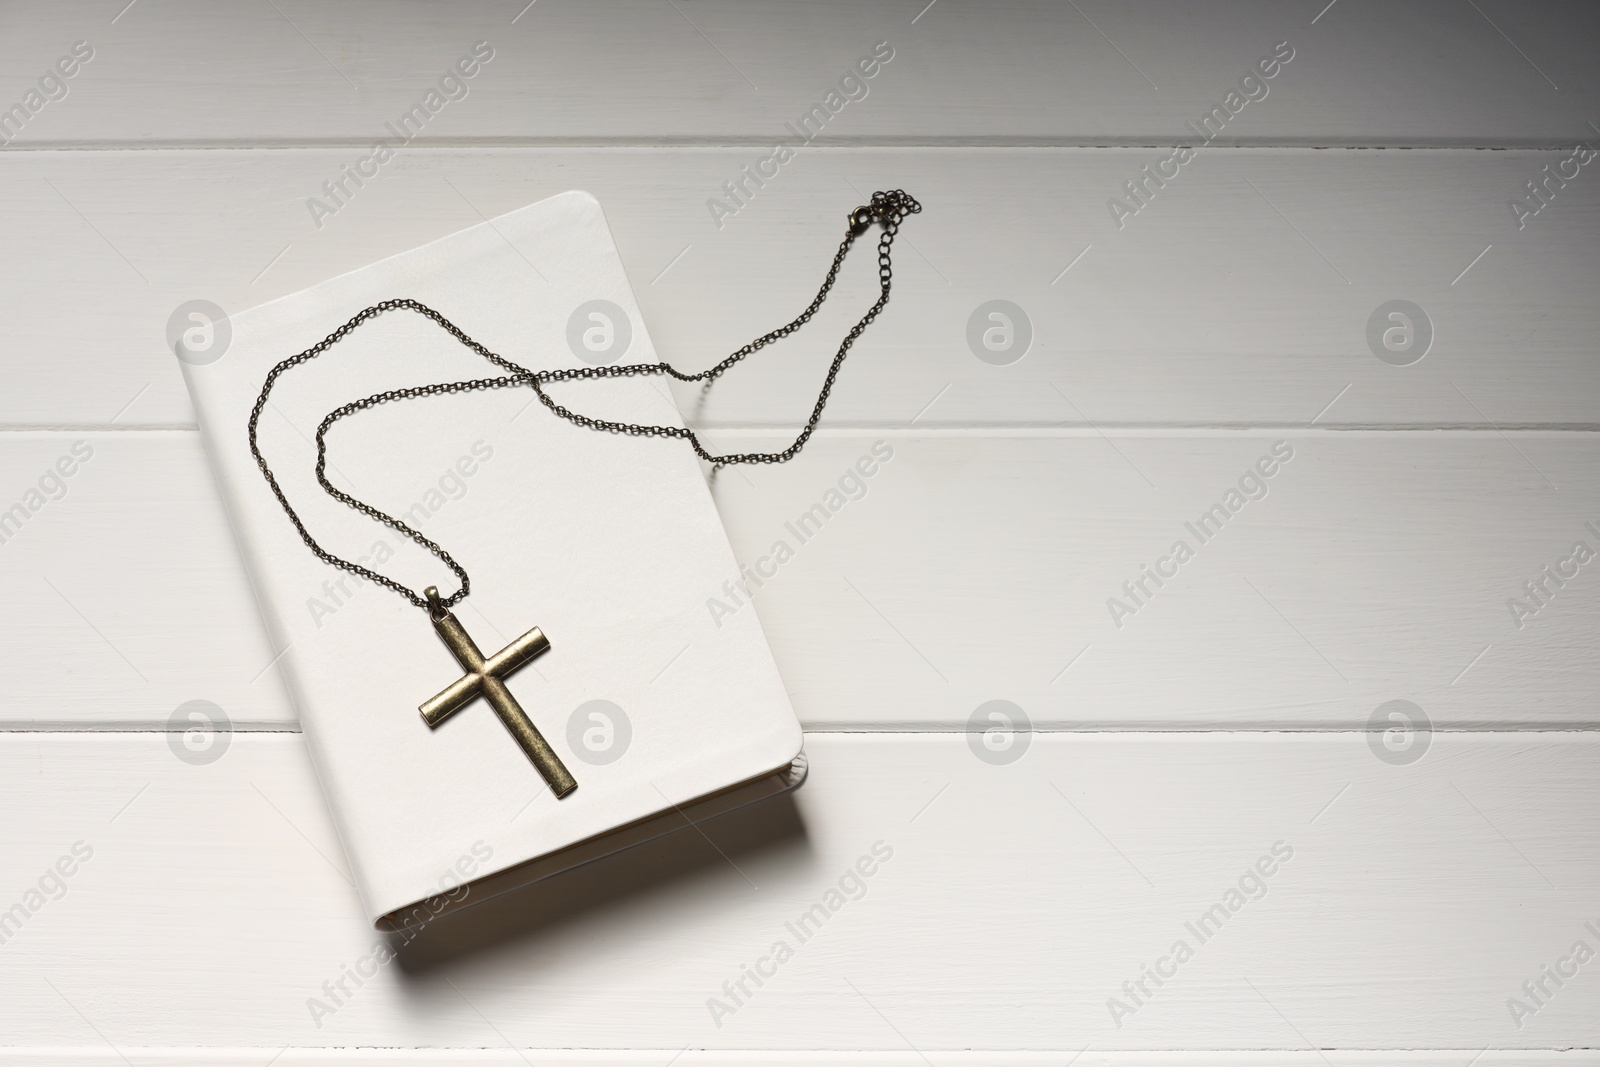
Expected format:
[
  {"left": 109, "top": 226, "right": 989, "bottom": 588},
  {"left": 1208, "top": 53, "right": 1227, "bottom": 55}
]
[{"left": 248, "top": 189, "right": 921, "bottom": 796}]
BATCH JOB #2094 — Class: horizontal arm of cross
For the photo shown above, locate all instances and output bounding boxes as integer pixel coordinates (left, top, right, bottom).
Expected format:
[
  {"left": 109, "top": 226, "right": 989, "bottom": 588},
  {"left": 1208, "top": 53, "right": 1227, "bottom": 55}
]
[{"left": 420, "top": 673, "right": 482, "bottom": 726}]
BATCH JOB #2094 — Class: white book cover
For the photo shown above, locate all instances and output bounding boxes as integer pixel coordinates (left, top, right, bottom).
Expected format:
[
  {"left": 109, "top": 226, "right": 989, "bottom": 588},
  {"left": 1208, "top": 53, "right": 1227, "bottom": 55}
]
[{"left": 179, "top": 190, "right": 803, "bottom": 928}]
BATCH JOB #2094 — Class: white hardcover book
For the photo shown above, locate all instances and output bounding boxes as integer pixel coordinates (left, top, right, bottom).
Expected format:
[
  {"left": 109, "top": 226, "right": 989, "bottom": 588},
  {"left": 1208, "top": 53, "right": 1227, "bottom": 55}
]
[{"left": 179, "top": 190, "right": 804, "bottom": 929}]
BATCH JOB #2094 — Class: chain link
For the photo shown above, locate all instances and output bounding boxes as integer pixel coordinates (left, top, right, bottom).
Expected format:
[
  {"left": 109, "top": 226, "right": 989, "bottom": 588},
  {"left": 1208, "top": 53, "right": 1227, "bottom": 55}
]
[{"left": 248, "top": 190, "right": 921, "bottom": 614}]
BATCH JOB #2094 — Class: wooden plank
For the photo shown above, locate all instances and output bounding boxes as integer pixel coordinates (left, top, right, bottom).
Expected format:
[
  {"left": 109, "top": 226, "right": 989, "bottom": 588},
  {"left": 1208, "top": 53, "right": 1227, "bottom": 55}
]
[
  {"left": 0, "top": 431, "right": 293, "bottom": 727},
  {"left": 0, "top": 1, "right": 1595, "bottom": 147},
  {"left": 716, "top": 431, "right": 1600, "bottom": 730},
  {"left": 0, "top": 731, "right": 1593, "bottom": 1050},
  {"left": 2, "top": 147, "right": 1597, "bottom": 429},
  {"left": 4, "top": 430, "right": 1597, "bottom": 729}
]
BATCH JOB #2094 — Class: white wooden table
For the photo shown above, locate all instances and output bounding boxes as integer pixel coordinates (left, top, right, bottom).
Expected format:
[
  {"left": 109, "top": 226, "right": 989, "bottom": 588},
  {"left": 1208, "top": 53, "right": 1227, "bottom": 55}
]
[{"left": 2, "top": 1, "right": 1598, "bottom": 1062}]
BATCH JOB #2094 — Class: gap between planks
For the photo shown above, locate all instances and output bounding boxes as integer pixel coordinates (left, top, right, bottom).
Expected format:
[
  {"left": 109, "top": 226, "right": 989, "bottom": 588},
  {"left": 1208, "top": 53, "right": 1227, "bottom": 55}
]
[
  {"left": 5, "top": 426, "right": 1600, "bottom": 437},
  {"left": 2, "top": 139, "right": 1590, "bottom": 151},
  {"left": 4, "top": 725, "right": 1599, "bottom": 735},
  {"left": 0, "top": 1052, "right": 1595, "bottom": 1065},
  {"left": 2, "top": 1052, "right": 1596, "bottom": 1065}
]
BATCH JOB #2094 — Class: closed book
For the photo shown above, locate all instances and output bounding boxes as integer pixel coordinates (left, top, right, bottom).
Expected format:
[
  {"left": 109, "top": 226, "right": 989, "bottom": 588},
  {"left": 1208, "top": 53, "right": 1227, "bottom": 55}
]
[{"left": 179, "top": 190, "right": 804, "bottom": 929}]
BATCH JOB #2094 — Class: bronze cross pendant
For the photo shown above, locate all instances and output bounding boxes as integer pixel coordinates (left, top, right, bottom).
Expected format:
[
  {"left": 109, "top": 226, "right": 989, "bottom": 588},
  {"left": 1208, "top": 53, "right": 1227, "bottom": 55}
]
[{"left": 418, "top": 586, "right": 577, "bottom": 797}]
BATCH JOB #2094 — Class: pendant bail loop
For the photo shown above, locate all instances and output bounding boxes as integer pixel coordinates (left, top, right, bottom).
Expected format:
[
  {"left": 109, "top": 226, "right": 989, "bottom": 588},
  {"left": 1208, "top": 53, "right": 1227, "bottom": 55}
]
[{"left": 424, "top": 585, "right": 448, "bottom": 621}]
